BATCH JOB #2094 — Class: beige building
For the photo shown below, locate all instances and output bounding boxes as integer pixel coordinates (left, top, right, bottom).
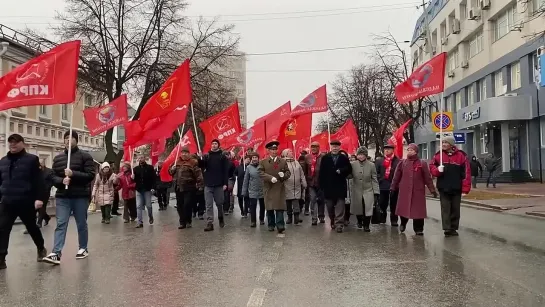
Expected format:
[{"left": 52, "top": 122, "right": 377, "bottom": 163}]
[
  {"left": 0, "top": 27, "right": 104, "bottom": 167},
  {"left": 217, "top": 52, "right": 247, "bottom": 127}
]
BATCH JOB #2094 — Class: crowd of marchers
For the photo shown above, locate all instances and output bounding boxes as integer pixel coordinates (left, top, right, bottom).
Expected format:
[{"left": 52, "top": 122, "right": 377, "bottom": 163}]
[{"left": 0, "top": 131, "right": 471, "bottom": 270}]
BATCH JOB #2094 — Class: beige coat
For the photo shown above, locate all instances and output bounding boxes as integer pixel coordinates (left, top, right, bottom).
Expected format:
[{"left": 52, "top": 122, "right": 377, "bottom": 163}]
[
  {"left": 350, "top": 160, "right": 379, "bottom": 216},
  {"left": 92, "top": 173, "right": 117, "bottom": 207},
  {"left": 258, "top": 156, "right": 291, "bottom": 210},
  {"left": 284, "top": 159, "right": 307, "bottom": 200}
]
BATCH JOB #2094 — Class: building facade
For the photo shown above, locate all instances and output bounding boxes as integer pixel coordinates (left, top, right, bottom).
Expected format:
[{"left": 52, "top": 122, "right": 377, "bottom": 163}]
[
  {"left": 216, "top": 52, "right": 247, "bottom": 127},
  {"left": 0, "top": 26, "right": 105, "bottom": 167},
  {"left": 410, "top": 0, "right": 545, "bottom": 179}
]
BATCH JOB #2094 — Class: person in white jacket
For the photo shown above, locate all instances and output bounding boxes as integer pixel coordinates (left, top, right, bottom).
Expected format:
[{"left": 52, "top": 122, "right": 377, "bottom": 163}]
[{"left": 281, "top": 149, "right": 307, "bottom": 225}]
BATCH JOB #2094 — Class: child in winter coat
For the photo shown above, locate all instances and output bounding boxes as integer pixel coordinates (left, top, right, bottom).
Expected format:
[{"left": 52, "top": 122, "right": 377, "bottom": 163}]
[
  {"left": 92, "top": 162, "right": 117, "bottom": 224},
  {"left": 117, "top": 162, "right": 137, "bottom": 223}
]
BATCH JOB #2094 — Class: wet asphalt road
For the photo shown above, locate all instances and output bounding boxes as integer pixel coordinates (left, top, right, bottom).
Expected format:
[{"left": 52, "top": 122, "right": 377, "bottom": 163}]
[{"left": 1, "top": 198, "right": 544, "bottom": 307}]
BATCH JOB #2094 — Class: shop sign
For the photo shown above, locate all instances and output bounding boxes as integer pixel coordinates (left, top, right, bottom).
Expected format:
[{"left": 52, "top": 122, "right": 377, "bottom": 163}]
[{"left": 462, "top": 107, "right": 480, "bottom": 122}]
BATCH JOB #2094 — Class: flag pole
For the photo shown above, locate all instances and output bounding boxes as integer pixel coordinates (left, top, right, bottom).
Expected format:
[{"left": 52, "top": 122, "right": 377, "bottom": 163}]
[
  {"left": 129, "top": 146, "right": 134, "bottom": 175},
  {"left": 189, "top": 103, "right": 202, "bottom": 154},
  {"left": 174, "top": 124, "right": 186, "bottom": 163},
  {"left": 326, "top": 111, "right": 331, "bottom": 151},
  {"left": 439, "top": 92, "right": 444, "bottom": 166},
  {"left": 65, "top": 102, "right": 76, "bottom": 189}
]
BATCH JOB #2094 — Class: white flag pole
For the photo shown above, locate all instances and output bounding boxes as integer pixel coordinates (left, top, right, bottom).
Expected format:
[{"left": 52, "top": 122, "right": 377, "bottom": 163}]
[
  {"left": 65, "top": 102, "right": 76, "bottom": 189},
  {"left": 129, "top": 146, "right": 135, "bottom": 175},
  {"left": 326, "top": 111, "right": 331, "bottom": 151},
  {"left": 189, "top": 103, "right": 202, "bottom": 154},
  {"left": 439, "top": 92, "right": 444, "bottom": 166},
  {"left": 174, "top": 123, "right": 186, "bottom": 163}
]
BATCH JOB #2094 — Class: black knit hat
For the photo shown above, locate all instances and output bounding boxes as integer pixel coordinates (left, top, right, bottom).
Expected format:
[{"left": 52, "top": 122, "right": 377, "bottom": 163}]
[
  {"left": 63, "top": 130, "right": 79, "bottom": 143},
  {"left": 211, "top": 139, "right": 220, "bottom": 146}
]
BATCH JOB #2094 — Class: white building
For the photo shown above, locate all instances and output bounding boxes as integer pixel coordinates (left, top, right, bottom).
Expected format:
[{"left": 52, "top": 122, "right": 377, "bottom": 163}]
[{"left": 216, "top": 52, "right": 247, "bottom": 126}]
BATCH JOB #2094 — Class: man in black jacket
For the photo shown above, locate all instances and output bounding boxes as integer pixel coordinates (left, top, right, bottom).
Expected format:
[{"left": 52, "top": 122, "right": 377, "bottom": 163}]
[
  {"left": 133, "top": 154, "right": 156, "bottom": 228},
  {"left": 43, "top": 131, "right": 96, "bottom": 265},
  {"left": 0, "top": 134, "right": 48, "bottom": 270},
  {"left": 375, "top": 143, "right": 401, "bottom": 226},
  {"left": 201, "top": 139, "right": 229, "bottom": 232}
]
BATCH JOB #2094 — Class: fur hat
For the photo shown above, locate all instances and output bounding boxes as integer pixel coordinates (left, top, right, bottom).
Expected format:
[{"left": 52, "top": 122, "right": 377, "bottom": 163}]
[
  {"left": 356, "top": 146, "right": 368, "bottom": 155},
  {"left": 101, "top": 162, "right": 111, "bottom": 169}
]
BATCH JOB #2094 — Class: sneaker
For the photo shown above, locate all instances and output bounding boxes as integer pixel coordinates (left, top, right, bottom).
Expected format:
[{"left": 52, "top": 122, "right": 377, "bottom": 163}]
[
  {"left": 357, "top": 223, "right": 363, "bottom": 229},
  {"left": 268, "top": 226, "right": 275, "bottom": 232},
  {"left": 400, "top": 225, "right": 406, "bottom": 233},
  {"left": 277, "top": 228, "right": 285, "bottom": 234},
  {"left": 124, "top": 219, "right": 130, "bottom": 223},
  {"left": 415, "top": 231, "right": 424, "bottom": 236},
  {"left": 304, "top": 211, "right": 310, "bottom": 216},
  {"left": 363, "top": 226, "right": 371, "bottom": 232},
  {"left": 311, "top": 220, "right": 318, "bottom": 226},
  {"left": 130, "top": 218, "right": 136, "bottom": 222},
  {"left": 219, "top": 219, "right": 225, "bottom": 228},
  {"left": 198, "top": 215, "right": 204, "bottom": 220},
  {"left": 135, "top": 224, "right": 143, "bottom": 228},
  {"left": 43, "top": 253, "right": 61, "bottom": 265},
  {"left": 187, "top": 224, "right": 192, "bottom": 229},
  {"left": 250, "top": 222, "right": 257, "bottom": 228},
  {"left": 259, "top": 221, "right": 265, "bottom": 225},
  {"left": 105, "top": 220, "right": 110, "bottom": 224},
  {"left": 149, "top": 217, "right": 154, "bottom": 225},
  {"left": 37, "top": 248, "right": 48, "bottom": 262},
  {"left": 178, "top": 224, "right": 187, "bottom": 229},
  {"left": 76, "top": 249, "right": 89, "bottom": 259},
  {"left": 319, "top": 218, "right": 325, "bottom": 224},
  {"left": 204, "top": 224, "right": 214, "bottom": 232},
  {"left": 0, "top": 260, "right": 6, "bottom": 270},
  {"left": 101, "top": 219, "right": 105, "bottom": 223}
]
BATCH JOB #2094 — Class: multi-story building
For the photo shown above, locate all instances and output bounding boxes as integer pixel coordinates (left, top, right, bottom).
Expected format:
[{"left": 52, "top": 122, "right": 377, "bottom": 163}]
[
  {"left": 216, "top": 52, "right": 247, "bottom": 126},
  {"left": 0, "top": 25, "right": 105, "bottom": 167},
  {"left": 410, "top": 0, "right": 545, "bottom": 179}
]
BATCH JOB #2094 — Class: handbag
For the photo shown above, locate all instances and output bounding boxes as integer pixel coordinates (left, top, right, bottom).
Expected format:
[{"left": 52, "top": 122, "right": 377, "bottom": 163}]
[
  {"left": 371, "top": 198, "right": 383, "bottom": 224},
  {"left": 89, "top": 201, "right": 97, "bottom": 212}
]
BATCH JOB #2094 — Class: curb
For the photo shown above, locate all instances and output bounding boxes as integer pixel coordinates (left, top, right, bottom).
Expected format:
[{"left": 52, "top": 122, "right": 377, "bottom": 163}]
[
  {"left": 526, "top": 212, "right": 545, "bottom": 218},
  {"left": 426, "top": 196, "right": 506, "bottom": 211}
]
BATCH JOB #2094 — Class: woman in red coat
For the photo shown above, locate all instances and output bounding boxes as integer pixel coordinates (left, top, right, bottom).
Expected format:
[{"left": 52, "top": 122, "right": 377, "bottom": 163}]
[{"left": 390, "top": 144, "right": 437, "bottom": 235}]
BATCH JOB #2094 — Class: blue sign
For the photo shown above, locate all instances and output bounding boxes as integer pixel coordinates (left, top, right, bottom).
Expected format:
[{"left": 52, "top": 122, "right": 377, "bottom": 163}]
[{"left": 453, "top": 133, "right": 465, "bottom": 144}]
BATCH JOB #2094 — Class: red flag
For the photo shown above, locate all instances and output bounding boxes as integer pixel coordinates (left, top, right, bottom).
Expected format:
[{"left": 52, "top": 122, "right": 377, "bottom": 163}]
[
  {"left": 139, "top": 59, "right": 191, "bottom": 125},
  {"left": 277, "top": 113, "right": 312, "bottom": 143},
  {"left": 294, "top": 139, "right": 309, "bottom": 156},
  {"left": 395, "top": 52, "right": 446, "bottom": 104},
  {"left": 159, "top": 130, "right": 197, "bottom": 182},
  {"left": 255, "top": 101, "right": 291, "bottom": 139},
  {"left": 151, "top": 138, "right": 166, "bottom": 159},
  {"left": 232, "top": 121, "right": 266, "bottom": 148},
  {"left": 311, "top": 132, "right": 329, "bottom": 150},
  {"left": 291, "top": 85, "right": 328, "bottom": 116},
  {"left": 122, "top": 145, "right": 132, "bottom": 163},
  {"left": 83, "top": 94, "right": 129, "bottom": 136},
  {"left": 332, "top": 119, "right": 359, "bottom": 154},
  {"left": 125, "top": 105, "right": 188, "bottom": 147},
  {"left": 124, "top": 121, "right": 145, "bottom": 147},
  {"left": 388, "top": 119, "right": 412, "bottom": 158},
  {"left": 0, "top": 40, "right": 81, "bottom": 111},
  {"left": 199, "top": 102, "right": 242, "bottom": 152}
]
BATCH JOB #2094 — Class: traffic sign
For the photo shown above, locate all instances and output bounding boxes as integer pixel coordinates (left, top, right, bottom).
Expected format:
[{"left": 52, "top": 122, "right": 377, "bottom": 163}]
[
  {"left": 431, "top": 112, "right": 453, "bottom": 132},
  {"left": 453, "top": 133, "right": 466, "bottom": 144}
]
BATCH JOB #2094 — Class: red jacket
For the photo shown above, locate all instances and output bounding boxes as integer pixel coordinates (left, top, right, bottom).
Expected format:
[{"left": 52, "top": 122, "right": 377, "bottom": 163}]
[
  {"left": 117, "top": 171, "right": 136, "bottom": 200},
  {"left": 430, "top": 148, "right": 471, "bottom": 194}
]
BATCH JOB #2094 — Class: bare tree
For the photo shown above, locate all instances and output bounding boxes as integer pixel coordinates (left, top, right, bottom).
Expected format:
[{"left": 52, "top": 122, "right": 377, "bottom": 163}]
[
  {"left": 517, "top": 0, "right": 545, "bottom": 40},
  {"left": 55, "top": 0, "right": 239, "bottom": 163},
  {"left": 372, "top": 32, "right": 434, "bottom": 144}
]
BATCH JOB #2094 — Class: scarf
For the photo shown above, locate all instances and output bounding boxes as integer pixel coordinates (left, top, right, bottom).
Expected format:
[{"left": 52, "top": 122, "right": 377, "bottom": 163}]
[
  {"left": 383, "top": 154, "right": 393, "bottom": 180},
  {"left": 310, "top": 153, "right": 318, "bottom": 177}
]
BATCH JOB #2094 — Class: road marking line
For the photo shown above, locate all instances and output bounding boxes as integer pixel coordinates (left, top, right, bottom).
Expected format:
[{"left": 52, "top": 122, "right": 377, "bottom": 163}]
[
  {"left": 276, "top": 234, "right": 285, "bottom": 238},
  {"left": 258, "top": 267, "right": 274, "bottom": 282},
  {"left": 273, "top": 241, "right": 283, "bottom": 247},
  {"left": 247, "top": 288, "right": 267, "bottom": 307}
]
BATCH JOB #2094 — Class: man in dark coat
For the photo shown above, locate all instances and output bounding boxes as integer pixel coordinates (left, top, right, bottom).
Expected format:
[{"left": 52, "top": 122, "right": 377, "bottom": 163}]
[
  {"left": 155, "top": 161, "right": 171, "bottom": 210},
  {"left": 375, "top": 143, "right": 401, "bottom": 226},
  {"left": 43, "top": 131, "right": 96, "bottom": 265},
  {"left": 318, "top": 140, "right": 352, "bottom": 233},
  {"left": 200, "top": 139, "right": 229, "bottom": 232},
  {"left": 0, "top": 134, "right": 48, "bottom": 270},
  {"left": 304, "top": 141, "right": 326, "bottom": 224},
  {"left": 223, "top": 151, "right": 236, "bottom": 215},
  {"left": 25, "top": 159, "right": 54, "bottom": 234},
  {"left": 133, "top": 155, "right": 156, "bottom": 228},
  {"left": 234, "top": 155, "right": 250, "bottom": 217}
]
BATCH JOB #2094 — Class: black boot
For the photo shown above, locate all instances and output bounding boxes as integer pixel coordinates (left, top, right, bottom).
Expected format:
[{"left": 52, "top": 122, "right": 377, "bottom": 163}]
[
  {"left": 0, "top": 259, "right": 6, "bottom": 270},
  {"left": 286, "top": 215, "right": 293, "bottom": 225},
  {"left": 363, "top": 216, "right": 371, "bottom": 232},
  {"left": 293, "top": 213, "right": 300, "bottom": 225},
  {"left": 356, "top": 215, "right": 363, "bottom": 229},
  {"left": 219, "top": 217, "right": 225, "bottom": 228},
  {"left": 204, "top": 224, "right": 214, "bottom": 232}
]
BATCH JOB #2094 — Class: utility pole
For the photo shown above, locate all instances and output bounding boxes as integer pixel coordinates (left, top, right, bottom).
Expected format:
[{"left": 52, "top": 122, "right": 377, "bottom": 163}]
[{"left": 418, "top": 0, "right": 433, "bottom": 54}]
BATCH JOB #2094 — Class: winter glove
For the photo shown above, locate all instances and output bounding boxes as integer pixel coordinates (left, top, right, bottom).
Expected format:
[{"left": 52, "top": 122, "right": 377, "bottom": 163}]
[
  {"left": 278, "top": 172, "right": 284, "bottom": 178},
  {"left": 438, "top": 165, "right": 444, "bottom": 173},
  {"left": 271, "top": 177, "right": 278, "bottom": 184}
]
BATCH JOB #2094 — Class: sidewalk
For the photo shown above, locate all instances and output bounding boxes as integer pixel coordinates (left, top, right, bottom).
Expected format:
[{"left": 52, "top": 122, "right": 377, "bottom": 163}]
[{"left": 426, "top": 199, "right": 545, "bottom": 253}]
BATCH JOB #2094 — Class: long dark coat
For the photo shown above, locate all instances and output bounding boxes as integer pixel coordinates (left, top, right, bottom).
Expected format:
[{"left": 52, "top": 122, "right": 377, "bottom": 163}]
[
  {"left": 318, "top": 153, "right": 352, "bottom": 200},
  {"left": 258, "top": 156, "right": 291, "bottom": 210},
  {"left": 390, "top": 157, "right": 436, "bottom": 219}
]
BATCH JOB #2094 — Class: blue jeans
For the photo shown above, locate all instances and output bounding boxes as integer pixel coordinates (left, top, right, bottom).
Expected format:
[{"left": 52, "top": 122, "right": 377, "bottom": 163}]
[
  {"left": 136, "top": 191, "right": 153, "bottom": 224},
  {"left": 53, "top": 198, "right": 89, "bottom": 255}
]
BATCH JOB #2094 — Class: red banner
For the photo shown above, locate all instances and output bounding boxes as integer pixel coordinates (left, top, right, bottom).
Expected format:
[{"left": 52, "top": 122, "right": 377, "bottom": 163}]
[
  {"left": 0, "top": 40, "right": 81, "bottom": 111},
  {"left": 151, "top": 138, "right": 166, "bottom": 157},
  {"left": 395, "top": 52, "right": 446, "bottom": 104},
  {"left": 232, "top": 120, "right": 266, "bottom": 148},
  {"left": 255, "top": 101, "right": 291, "bottom": 139},
  {"left": 291, "top": 85, "right": 328, "bottom": 116},
  {"left": 83, "top": 94, "right": 129, "bottom": 136},
  {"left": 278, "top": 113, "right": 312, "bottom": 143},
  {"left": 332, "top": 119, "right": 359, "bottom": 154},
  {"left": 388, "top": 119, "right": 412, "bottom": 158},
  {"left": 311, "top": 132, "right": 329, "bottom": 150},
  {"left": 139, "top": 59, "right": 192, "bottom": 125},
  {"left": 125, "top": 104, "right": 188, "bottom": 147},
  {"left": 123, "top": 145, "right": 131, "bottom": 163},
  {"left": 159, "top": 130, "right": 198, "bottom": 182},
  {"left": 199, "top": 102, "right": 242, "bottom": 152},
  {"left": 294, "top": 139, "right": 309, "bottom": 156}
]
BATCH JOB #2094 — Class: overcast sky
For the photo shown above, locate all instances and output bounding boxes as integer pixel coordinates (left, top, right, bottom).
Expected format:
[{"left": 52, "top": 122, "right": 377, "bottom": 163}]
[{"left": 1, "top": 0, "right": 421, "bottom": 126}]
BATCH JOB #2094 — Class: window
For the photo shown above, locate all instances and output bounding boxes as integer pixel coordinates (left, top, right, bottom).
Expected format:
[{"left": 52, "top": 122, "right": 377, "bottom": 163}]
[
  {"left": 17, "top": 124, "right": 23, "bottom": 133},
  {"left": 85, "top": 136, "right": 89, "bottom": 144},
  {"left": 494, "top": 71, "right": 505, "bottom": 96},
  {"left": 9, "top": 122, "right": 14, "bottom": 132},
  {"left": 440, "top": 21, "right": 447, "bottom": 40},
  {"left": 478, "top": 79, "right": 487, "bottom": 101},
  {"left": 480, "top": 127, "right": 488, "bottom": 153},
  {"left": 44, "top": 128, "right": 49, "bottom": 137},
  {"left": 61, "top": 105, "right": 70, "bottom": 121},
  {"left": 39, "top": 105, "right": 48, "bottom": 116},
  {"left": 493, "top": 5, "right": 517, "bottom": 41},
  {"left": 459, "top": 2, "right": 467, "bottom": 20},
  {"left": 58, "top": 131, "right": 63, "bottom": 139},
  {"left": 421, "top": 143, "right": 428, "bottom": 160},
  {"left": 84, "top": 94, "right": 93, "bottom": 107},
  {"left": 35, "top": 127, "right": 41, "bottom": 136},
  {"left": 448, "top": 48, "right": 459, "bottom": 71},
  {"left": 27, "top": 125, "right": 33, "bottom": 134},
  {"left": 446, "top": 95, "right": 454, "bottom": 111},
  {"left": 468, "top": 84, "right": 475, "bottom": 105},
  {"left": 511, "top": 61, "right": 521, "bottom": 89},
  {"left": 50, "top": 130, "right": 55, "bottom": 138},
  {"left": 468, "top": 29, "right": 483, "bottom": 58},
  {"left": 455, "top": 92, "right": 462, "bottom": 110}
]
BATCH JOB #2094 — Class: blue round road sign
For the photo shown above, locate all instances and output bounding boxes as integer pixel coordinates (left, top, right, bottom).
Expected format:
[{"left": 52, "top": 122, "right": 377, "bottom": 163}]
[{"left": 433, "top": 113, "right": 451, "bottom": 130}]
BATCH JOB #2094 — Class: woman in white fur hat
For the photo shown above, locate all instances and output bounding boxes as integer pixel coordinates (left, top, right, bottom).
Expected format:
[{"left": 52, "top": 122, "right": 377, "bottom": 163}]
[{"left": 92, "top": 162, "right": 117, "bottom": 224}]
